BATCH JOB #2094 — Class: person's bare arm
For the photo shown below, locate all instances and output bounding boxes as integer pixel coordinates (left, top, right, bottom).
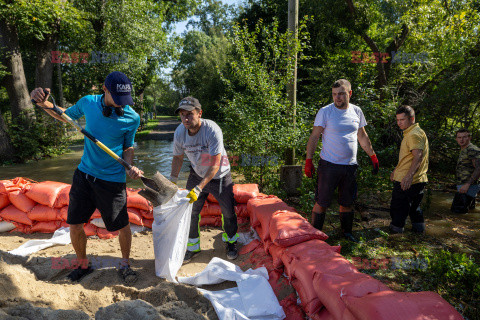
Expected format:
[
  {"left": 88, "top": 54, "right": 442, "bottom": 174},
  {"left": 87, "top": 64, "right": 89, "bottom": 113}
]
[
  {"left": 123, "top": 147, "right": 143, "bottom": 180},
  {"left": 170, "top": 154, "right": 184, "bottom": 182},
  {"left": 306, "top": 126, "right": 324, "bottom": 159},
  {"left": 357, "top": 127, "right": 375, "bottom": 156},
  {"left": 30, "top": 88, "right": 67, "bottom": 123},
  {"left": 400, "top": 149, "right": 423, "bottom": 190}
]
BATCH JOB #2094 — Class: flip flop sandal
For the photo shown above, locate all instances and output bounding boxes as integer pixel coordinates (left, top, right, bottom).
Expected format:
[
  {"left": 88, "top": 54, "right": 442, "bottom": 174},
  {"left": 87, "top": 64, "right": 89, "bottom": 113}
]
[{"left": 118, "top": 266, "right": 138, "bottom": 285}]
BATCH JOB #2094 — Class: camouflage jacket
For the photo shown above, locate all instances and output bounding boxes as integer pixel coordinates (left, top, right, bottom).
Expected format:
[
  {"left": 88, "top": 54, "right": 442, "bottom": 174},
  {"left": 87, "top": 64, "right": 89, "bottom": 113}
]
[{"left": 456, "top": 143, "right": 480, "bottom": 185}]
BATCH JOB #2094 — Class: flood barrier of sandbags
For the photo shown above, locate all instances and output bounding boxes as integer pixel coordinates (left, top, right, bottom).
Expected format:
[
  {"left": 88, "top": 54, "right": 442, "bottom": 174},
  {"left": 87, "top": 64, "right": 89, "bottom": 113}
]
[{"left": 241, "top": 192, "right": 464, "bottom": 320}]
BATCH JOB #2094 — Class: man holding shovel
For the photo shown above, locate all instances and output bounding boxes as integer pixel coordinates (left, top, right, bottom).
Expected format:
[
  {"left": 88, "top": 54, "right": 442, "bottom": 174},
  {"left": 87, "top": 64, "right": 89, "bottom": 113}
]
[
  {"left": 30, "top": 71, "right": 142, "bottom": 283},
  {"left": 170, "top": 97, "right": 239, "bottom": 262}
]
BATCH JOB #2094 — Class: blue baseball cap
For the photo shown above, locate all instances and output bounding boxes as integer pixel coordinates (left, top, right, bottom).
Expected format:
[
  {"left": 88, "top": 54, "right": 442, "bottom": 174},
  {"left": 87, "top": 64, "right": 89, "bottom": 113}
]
[{"left": 104, "top": 71, "right": 134, "bottom": 106}]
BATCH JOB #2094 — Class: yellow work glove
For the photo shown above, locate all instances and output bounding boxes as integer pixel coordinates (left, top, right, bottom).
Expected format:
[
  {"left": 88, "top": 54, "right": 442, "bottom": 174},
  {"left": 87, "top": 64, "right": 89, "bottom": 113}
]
[{"left": 187, "top": 186, "right": 202, "bottom": 203}]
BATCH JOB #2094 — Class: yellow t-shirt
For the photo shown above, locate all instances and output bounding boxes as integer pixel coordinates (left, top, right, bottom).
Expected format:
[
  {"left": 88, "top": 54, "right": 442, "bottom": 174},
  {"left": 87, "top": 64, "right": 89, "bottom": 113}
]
[{"left": 393, "top": 123, "right": 429, "bottom": 183}]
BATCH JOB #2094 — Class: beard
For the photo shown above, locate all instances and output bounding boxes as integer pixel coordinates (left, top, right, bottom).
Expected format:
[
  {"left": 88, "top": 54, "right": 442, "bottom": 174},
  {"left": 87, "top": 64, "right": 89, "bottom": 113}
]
[{"left": 334, "top": 101, "right": 347, "bottom": 109}]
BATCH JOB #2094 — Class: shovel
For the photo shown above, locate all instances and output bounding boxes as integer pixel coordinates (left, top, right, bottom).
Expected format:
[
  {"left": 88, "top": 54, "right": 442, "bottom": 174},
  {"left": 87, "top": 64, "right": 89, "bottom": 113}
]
[{"left": 32, "top": 90, "right": 178, "bottom": 207}]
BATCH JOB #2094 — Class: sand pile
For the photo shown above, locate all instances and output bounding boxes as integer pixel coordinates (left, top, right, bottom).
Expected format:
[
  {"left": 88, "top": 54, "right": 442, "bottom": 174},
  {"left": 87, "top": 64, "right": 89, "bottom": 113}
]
[{"left": 0, "top": 227, "right": 242, "bottom": 319}]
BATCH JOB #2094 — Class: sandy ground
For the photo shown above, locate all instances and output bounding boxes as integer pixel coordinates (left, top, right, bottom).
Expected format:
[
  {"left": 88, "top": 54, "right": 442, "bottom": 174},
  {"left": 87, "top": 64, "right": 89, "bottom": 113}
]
[{"left": 0, "top": 223, "right": 253, "bottom": 319}]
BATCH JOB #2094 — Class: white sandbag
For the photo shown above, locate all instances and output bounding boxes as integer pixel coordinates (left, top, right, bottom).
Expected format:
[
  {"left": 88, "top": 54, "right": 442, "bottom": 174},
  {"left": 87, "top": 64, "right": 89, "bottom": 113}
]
[
  {"left": 179, "top": 257, "right": 285, "bottom": 320},
  {"left": 0, "top": 221, "right": 15, "bottom": 233},
  {"left": 152, "top": 189, "right": 192, "bottom": 283},
  {"left": 8, "top": 227, "right": 71, "bottom": 256},
  {"left": 90, "top": 218, "right": 106, "bottom": 229}
]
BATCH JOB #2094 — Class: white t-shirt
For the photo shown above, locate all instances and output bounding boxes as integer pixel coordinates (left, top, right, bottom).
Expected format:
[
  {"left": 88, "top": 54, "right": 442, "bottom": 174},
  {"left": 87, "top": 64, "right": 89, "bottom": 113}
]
[
  {"left": 173, "top": 119, "right": 230, "bottom": 179},
  {"left": 313, "top": 103, "right": 367, "bottom": 165}
]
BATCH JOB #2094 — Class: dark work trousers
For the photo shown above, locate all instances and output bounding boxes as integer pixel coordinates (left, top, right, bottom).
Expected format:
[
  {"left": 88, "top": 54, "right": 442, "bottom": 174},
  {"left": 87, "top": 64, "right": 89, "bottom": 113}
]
[
  {"left": 186, "top": 168, "right": 237, "bottom": 240},
  {"left": 390, "top": 181, "right": 426, "bottom": 230}
]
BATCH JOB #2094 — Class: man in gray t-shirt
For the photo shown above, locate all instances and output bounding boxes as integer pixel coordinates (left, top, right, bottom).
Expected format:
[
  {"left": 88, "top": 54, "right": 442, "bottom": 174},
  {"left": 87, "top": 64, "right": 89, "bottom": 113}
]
[
  {"left": 170, "top": 97, "right": 238, "bottom": 262},
  {"left": 305, "top": 79, "right": 379, "bottom": 242}
]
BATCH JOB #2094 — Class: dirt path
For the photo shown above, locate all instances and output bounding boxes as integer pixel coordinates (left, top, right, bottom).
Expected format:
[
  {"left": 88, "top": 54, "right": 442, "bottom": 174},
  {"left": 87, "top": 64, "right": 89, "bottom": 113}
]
[{"left": 143, "top": 118, "right": 180, "bottom": 141}]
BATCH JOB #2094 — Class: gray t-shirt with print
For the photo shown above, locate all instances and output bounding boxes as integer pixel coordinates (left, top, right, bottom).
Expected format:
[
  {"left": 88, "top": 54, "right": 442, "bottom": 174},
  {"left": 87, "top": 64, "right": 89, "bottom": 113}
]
[{"left": 173, "top": 119, "right": 230, "bottom": 179}]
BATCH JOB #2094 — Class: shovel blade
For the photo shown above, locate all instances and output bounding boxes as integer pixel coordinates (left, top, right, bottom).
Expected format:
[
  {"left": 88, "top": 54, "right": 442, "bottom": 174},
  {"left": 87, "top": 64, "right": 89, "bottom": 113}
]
[{"left": 139, "top": 172, "right": 178, "bottom": 207}]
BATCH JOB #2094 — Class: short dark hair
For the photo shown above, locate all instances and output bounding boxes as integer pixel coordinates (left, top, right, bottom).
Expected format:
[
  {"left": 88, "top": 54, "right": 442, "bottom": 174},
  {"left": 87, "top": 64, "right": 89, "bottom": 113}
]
[
  {"left": 332, "top": 79, "right": 351, "bottom": 91},
  {"left": 456, "top": 128, "right": 471, "bottom": 136},
  {"left": 396, "top": 105, "right": 415, "bottom": 118}
]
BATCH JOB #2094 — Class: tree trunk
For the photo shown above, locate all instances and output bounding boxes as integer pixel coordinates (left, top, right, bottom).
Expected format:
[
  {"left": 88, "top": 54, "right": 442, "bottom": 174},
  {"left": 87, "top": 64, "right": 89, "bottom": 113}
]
[
  {"left": 0, "top": 112, "right": 14, "bottom": 162},
  {"left": 35, "top": 30, "right": 57, "bottom": 89},
  {"left": 0, "top": 19, "right": 35, "bottom": 125}
]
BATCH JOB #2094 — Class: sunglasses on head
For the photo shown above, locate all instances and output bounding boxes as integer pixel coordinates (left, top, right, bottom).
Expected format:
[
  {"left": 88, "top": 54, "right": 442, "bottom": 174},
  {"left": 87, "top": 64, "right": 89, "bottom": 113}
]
[{"left": 101, "top": 94, "right": 124, "bottom": 117}]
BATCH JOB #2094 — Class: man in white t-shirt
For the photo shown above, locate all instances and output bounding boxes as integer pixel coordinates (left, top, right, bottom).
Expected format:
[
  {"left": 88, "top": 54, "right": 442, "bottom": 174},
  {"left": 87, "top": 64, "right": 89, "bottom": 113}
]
[
  {"left": 305, "top": 79, "right": 379, "bottom": 241},
  {"left": 170, "top": 97, "right": 239, "bottom": 262}
]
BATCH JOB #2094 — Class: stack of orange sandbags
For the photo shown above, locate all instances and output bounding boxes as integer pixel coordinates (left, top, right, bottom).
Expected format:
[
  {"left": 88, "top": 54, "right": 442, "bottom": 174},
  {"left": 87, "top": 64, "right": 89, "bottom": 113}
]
[{"left": 199, "top": 183, "right": 260, "bottom": 227}]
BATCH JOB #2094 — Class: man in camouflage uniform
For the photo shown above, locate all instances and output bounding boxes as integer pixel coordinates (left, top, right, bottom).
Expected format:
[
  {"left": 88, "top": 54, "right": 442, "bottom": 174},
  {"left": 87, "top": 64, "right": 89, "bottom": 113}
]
[{"left": 451, "top": 128, "right": 480, "bottom": 213}]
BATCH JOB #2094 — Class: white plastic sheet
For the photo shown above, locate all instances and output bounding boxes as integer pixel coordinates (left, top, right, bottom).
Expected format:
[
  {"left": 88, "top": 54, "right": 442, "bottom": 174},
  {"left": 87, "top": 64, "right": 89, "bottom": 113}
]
[
  {"left": 152, "top": 189, "right": 192, "bottom": 282},
  {"left": 8, "top": 227, "right": 71, "bottom": 256},
  {"left": 178, "top": 257, "right": 285, "bottom": 320}
]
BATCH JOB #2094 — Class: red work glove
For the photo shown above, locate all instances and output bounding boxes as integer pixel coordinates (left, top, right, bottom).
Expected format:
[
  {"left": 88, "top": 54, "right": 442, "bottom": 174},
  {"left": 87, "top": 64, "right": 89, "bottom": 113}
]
[
  {"left": 370, "top": 154, "right": 379, "bottom": 175},
  {"left": 305, "top": 159, "right": 315, "bottom": 178}
]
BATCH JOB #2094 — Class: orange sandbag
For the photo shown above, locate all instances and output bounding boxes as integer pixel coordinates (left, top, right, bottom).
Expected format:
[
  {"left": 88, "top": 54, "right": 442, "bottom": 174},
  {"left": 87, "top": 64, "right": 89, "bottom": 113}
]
[
  {"left": 280, "top": 294, "right": 306, "bottom": 320},
  {"left": 268, "top": 243, "right": 286, "bottom": 269},
  {"left": 203, "top": 202, "right": 222, "bottom": 216},
  {"left": 84, "top": 223, "right": 97, "bottom": 236},
  {"left": 247, "top": 194, "right": 274, "bottom": 227},
  {"left": 313, "top": 272, "right": 391, "bottom": 320},
  {"left": 127, "top": 208, "right": 143, "bottom": 226},
  {"left": 270, "top": 210, "right": 328, "bottom": 247},
  {"left": 207, "top": 193, "right": 218, "bottom": 203},
  {"left": 8, "top": 189, "right": 36, "bottom": 213},
  {"left": 292, "top": 278, "right": 323, "bottom": 317},
  {"left": 248, "top": 196, "right": 295, "bottom": 241},
  {"left": 127, "top": 188, "right": 152, "bottom": 211},
  {"left": 199, "top": 215, "right": 222, "bottom": 227},
  {"left": 31, "top": 221, "right": 62, "bottom": 233},
  {"left": 0, "top": 205, "right": 33, "bottom": 226},
  {"left": 281, "top": 239, "right": 342, "bottom": 275},
  {"left": 237, "top": 216, "right": 249, "bottom": 225},
  {"left": 59, "top": 206, "right": 68, "bottom": 221},
  {"left": 28, "top": 205, "right": 61, "bottom": 222},
  {"left": 139, "top": 209, "right": 153, "bottom": 220},
  {"left": 54, "top": 185, "right": 71, "bottom": 208},
  {"left": 97, "top": 228, "right": 119, "bottom": 239},
  {"left": 234, "top": 184, "right": 259, "bottom": 203},
  {"left": 235, "top": 203, "right": 248, "bottom": 217},
  {"left": 239, "top": 239, "right": 262, "bottom": 255},
  {"left": 143, "top": 218, "right": 153, "bottom": 229},
  {"left": 10, "top": 222, "right": 31, "bottom": 234},
  {"left": 0, "top": 193, "right": 10, "bottom": 210},
  {"left": 290, "top": 252, "right": 359, "bottom": 281},
  {"left": 311, "top": 308, "right": 337, "bottom": 320},
  {"left": 342, "top": 291, "right": 464, "bottom": 320},
  {"left": 91, "top": 209, "right": 102, "bottom": 219},
  {"left": 25, "top": 181, "right": 69, "bottom": 207}
]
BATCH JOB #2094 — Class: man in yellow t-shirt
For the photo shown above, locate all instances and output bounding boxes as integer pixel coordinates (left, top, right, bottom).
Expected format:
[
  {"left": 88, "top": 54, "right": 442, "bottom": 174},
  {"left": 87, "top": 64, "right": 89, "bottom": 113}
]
[{"left": 389, "top": 105, "right": 429, "bottom": 234}]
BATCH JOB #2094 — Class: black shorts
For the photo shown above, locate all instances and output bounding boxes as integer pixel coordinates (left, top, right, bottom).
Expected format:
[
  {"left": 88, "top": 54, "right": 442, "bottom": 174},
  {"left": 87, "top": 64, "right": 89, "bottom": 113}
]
[
  {"left": 67, "top": 169, "right": 129, "bottom": 232},
  {"left": 314, "top": 159, "right": 358, "bottom": 208}
]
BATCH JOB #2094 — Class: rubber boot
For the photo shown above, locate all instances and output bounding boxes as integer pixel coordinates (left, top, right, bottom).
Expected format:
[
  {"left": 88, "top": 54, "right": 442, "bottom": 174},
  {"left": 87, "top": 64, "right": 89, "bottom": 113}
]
[
  {"left": 340, "top": 211, "right": 358, "bottom": 242},
  {"left": 311, "top": 212, "right": 326, "bottom": 231}
]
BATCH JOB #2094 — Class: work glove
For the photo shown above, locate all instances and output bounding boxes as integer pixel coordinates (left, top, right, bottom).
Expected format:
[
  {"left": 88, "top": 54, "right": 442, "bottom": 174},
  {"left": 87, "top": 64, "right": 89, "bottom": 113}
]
[
  {"left": 187, "top": 186, "right": 202, "bottom": 203},
  {"left": 370, "top": 154, "right": 379, "bottom": 175},
  {"left": 304, "top": 159, "right": 315, "bottom": 178}
]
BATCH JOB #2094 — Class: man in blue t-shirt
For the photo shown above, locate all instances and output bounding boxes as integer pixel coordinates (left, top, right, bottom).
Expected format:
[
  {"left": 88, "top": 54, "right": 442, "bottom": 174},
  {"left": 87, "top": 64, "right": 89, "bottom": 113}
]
[
  {"left": 31, "top": 71, "right": 142, "bottom": 283},
  {"left": 305, "top": 79, "right": 379, "bottom": 242}
]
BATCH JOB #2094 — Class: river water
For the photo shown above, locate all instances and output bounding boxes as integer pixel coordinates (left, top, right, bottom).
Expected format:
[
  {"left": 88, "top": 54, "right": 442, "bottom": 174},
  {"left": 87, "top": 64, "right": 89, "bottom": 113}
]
[
  {"left": 0, "top": 140, "right": 191, "bottom": 189},
  {"left": 1, "top": 142, "right": 479, "bottom": 242}
]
